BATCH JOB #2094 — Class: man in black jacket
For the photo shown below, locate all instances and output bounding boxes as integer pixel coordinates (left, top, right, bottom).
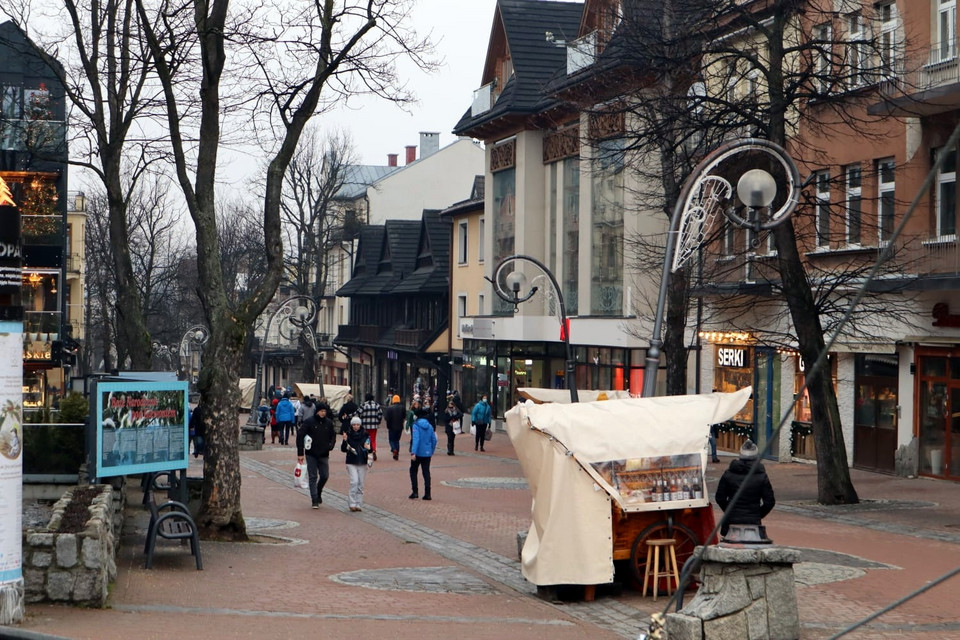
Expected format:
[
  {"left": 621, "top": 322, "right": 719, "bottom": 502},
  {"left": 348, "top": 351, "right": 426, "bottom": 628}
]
[
  {"left": 715, "top": 439, "right": 776, "bottom": 537},
  {"left": 296, "top": 403, "right": 338, "bottom": 509},
  {"left": 337, "top": 393, "right": 358, "bottom": 434},
  {"left": 384, "top": 394, "right": 405, "bottom": 460}
]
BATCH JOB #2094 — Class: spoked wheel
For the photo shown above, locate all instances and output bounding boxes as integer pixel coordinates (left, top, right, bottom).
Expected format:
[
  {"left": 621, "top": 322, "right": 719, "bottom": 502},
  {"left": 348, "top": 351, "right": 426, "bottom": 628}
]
[{"left": 629, "top": 519, "right": 700, "bottom": 588}]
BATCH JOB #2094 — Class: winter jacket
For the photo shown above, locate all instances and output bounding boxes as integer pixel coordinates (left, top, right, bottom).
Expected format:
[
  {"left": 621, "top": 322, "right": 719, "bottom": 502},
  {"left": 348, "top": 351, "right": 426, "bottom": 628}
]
[
  {"left": 443, "top": 407, "right": 463, "bottom": 435},
  {"left": 715, "top": 458, "right": 776, "bottom": 533},
  {"left": 296, "top": 415, "right": 337, "bottom": 459},
  {"left": 471, "top": 400, "right": 492, "bottom": 425},
  {"left": 341, "top": 427, "right": 371, "bottom": 465},
  {"left": 274, "top": 398, "right": 296, "bottom": 423},
  {"left": 338, "top": 400, "right": 358, "bottom": 430},
  {"left": 358, "top": 400, "right": 383, "bottom": 430},
  {"left": 410, "top": 418, "right": 437, "bottom": 458},
  {"left": 384, "top": 403, "right": 406, "bottom": 436}
]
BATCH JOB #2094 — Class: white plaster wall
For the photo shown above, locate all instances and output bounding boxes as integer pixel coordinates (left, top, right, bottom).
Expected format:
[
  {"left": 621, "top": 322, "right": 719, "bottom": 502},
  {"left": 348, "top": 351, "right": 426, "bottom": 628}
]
[
  {"left": 366, "top": 139, "right": 484, "bottom": 223},
  {"left": 778, "top": 354, "right": 796, "bottom": 460},
  {"left": 836, "top": 352, "right": 856, "bottom": 465},
  {"left": 516, "top": 132, "right": 545, "bottom": 259},
  {"left": 898, "top": 344, "right": 915, "bottom": 448}
]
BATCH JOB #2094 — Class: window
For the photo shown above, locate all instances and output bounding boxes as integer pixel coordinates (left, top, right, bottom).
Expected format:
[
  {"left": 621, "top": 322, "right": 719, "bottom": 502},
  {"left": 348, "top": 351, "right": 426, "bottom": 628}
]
[
  {"left": 478, "top": 294, "right": 485, "bottom": 315},
  {"left": 457, "top": 295, "right": 467, "bottom": 336},
  {"left": 725, "top": 59, "right": 738, "bottom": 102},
  {"left": 936, "top": 147, "right": 957, "bottom": 237},
  {"left": 478, "top": 217, "right": 485, "bottom": 262},
  {"left": 591, "top": 139, "right": 624, "bottom": 315},
  {"left": 937, "top": 0, "right": 958, "bottom": 64},
  {"left": 846, "top": 12, "right": 868, "bottom": 88},
  {"left": 723, "top": 221, "right": 735, "bottom": 256},
  {"left": 845, "top": 165, "right": 862, "bottom": 245},
  {"left": 458, "top": 221, "right": 468, "bottom": 264},
  {"left": 877, "top": 2, "right": 900, "bottom": 76},
  {"left": 815, "top": 171, "right": 830, "bottom": 247},
  {"left": 549, "top": 162, "right": 558, "bottom": 274},
  {"left": 562, "top": 157, "right": 580, "bottom": 315},
  {"left": 877, "top": 159, "right": 895, "bottom": 243},
  {"left": 813, "top": 23, "right": 832, "bottom": 93}
]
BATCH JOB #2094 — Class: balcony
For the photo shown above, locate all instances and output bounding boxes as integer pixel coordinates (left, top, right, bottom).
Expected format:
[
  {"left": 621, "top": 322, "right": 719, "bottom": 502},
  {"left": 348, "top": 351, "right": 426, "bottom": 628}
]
[
  {"left": 872, "top": 39, "right": 960, "bottom": 117},
  {"left": 471, "top": 82, "right": 494, "bottom": 116},
  {"left": 66, "top": 253, "right": 83, "bottom": 274},
  {"left": 395, "top": 328, "right": 429, "bottom": 348},
  {"left": 567, "top": 31, "right": 598, "bottom": 75},
  {"left": 334, "top": 324, "right": 381, "bottom": 344}
]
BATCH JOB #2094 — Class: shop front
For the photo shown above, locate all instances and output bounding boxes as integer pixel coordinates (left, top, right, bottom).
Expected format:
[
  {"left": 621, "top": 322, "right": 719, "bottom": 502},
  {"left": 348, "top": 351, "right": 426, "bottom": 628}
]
[
  {"left": 915, "top": 347, "right": 960, "bottom": 479},
  {"left": 710, "top": 341, "right": 756, "bottom": 455}
]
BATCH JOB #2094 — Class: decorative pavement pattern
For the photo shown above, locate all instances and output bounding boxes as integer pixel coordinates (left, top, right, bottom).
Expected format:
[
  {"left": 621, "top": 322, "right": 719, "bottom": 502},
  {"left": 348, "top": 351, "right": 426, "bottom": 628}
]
[{"left": 241, "top": 456, "right": 902, "bottom": 639}]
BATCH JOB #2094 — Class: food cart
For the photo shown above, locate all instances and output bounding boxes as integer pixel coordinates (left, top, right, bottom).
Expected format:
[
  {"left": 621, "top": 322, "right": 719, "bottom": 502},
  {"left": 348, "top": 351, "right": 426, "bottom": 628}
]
[{"left": 505, "top": 387, "right": 751, "bottom": 593}]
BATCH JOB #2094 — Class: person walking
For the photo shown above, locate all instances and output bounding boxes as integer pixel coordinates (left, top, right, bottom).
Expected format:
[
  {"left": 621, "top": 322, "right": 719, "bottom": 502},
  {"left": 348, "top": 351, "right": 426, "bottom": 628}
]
[
  {"left": 189, "top": 403, "right": 206, "bottom": 458},
  {"left": 338, "top": 392, "right": 358, "bottom": 434},
  {"left": 384, "top": 394, "right": 405, "bottom": 460},
  {"left": 358, "top": 393, "right": 383, "bottom": 461},
  {"left": 296, "top": 403, "right": 337, "bottom": 508},
  {"left": 274, "top": 393, "right": 296, "bottom": 445},
  {"left": 471, "top": 393, "right": 492, "bottom": 452},
  {"left": 341, "top": 416, "right": 372, "bottom": 512},
  {"left": 715, "top": 440, "right": 776, "bottom": 538},
  {"left": 409, "top": 413, "right": 437, "bottom": 500},
  {"left": 442, "top": 398, "right": 463, "bottom": 456}
]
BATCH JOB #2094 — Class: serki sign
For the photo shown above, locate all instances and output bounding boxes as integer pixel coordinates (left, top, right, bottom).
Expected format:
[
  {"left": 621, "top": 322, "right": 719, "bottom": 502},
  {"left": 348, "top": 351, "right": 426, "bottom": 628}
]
[{"left": 717, "top": 347, "right": 746, "bottom": 368}]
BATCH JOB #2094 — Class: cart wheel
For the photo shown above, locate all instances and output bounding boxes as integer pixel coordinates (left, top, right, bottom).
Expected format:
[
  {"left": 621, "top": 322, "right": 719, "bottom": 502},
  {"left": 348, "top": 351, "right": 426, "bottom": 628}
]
[{"left": 629, "top": 520, "right": 699, "bottom": 587}]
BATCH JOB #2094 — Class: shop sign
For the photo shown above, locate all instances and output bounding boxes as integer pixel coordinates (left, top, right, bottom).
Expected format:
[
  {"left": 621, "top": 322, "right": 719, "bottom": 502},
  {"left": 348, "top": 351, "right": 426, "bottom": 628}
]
[
  {"left": 717, "top": 347, "right": 747, "bottom": 368},
  {"left": 461, "top": 317, "right": 494, "bottom": 340}
]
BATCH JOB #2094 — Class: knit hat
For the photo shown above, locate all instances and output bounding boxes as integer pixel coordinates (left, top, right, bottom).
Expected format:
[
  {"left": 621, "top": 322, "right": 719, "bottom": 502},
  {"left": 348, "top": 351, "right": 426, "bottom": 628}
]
[
  {"left": 392, "top": 394, "right": 400, "bottom": 403},
  {"left": 739, "top": 439, "right": 759, "bottom": 461},
  {"left": 350, "top": 416, "right": 362, "bottom": 426}
]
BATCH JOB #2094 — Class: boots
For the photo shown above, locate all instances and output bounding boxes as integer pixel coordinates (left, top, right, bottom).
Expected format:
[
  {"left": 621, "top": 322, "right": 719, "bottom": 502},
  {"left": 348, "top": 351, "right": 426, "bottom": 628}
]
[{"left": 422, "top": 479, "right": 431, "bottom": 500}]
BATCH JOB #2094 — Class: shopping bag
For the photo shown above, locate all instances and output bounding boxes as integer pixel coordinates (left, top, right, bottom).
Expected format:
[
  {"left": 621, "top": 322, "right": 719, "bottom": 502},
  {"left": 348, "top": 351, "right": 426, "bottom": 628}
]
[
  {"left": 294, "top": 462, "right": 309, "bottom": 489},
  {"left": 484, "top": 425, "right": 493, "bottom": 441},
  {"left": 470, "top": 424, "right": 477, "bottom": 436},
  {"left": 451, "top": 420, "right": 462, "bottom": 435}
]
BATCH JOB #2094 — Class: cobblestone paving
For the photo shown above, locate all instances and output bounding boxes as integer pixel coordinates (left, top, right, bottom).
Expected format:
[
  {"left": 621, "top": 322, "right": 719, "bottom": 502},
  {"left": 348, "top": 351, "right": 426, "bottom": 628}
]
[
  {"left": 241, "top": 456, "right": 652, "bottom": 639},
  {"left": 442, "top": 477, "right": 529, "bottom": 490},
  {"left": 778, "top": 500, "right": 960, "bottom": 544}
]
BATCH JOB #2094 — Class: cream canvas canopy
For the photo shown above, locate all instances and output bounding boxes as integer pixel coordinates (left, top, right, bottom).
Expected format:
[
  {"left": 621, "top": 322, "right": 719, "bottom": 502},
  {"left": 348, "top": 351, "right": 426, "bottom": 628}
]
[
  {"left": 293, "top": 383, "right": 352, "bottom": 413},
  {"left": 517, "top": 387, "right": 633, "bottom": 403},
  {"left": 238, "top": 378, "right": 257, "bottom": 409},
  {"left": 505, "top": 388, "right": 751, "bottom": 586}
]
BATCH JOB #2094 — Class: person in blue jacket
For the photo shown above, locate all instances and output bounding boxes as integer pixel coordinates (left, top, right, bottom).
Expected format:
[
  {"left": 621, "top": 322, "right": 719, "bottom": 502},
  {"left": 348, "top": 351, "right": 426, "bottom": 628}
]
[
  {"left": 471, "top": 393, "right": 492, "bottom": 452},
  {"left": 408, "top": 415, "right": 437, "bottom": 500},
  {"left": 274, "top": 393, "right": 296, "bottom": 445}
]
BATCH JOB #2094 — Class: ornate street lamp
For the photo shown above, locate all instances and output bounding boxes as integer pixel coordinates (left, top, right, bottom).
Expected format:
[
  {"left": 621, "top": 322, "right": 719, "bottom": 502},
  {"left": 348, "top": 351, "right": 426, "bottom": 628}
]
[
  {"left": 489, "top": 254, "right": 578, "bottom": 403},
  {"left": 641, "top": 138, "right": 802, "bottom": 397},
  {"left": 246, "top": 295, "right": 321, "bottom": 422},
  {"left": 179, "top": 325, "right": 209, "bottom": 385}
]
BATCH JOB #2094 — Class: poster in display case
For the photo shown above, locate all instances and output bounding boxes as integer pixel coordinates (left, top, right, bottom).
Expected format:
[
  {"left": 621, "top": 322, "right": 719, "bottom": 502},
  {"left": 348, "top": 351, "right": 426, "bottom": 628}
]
[{"left": 590, "top": 453, "right": 706, "bottom": 510}]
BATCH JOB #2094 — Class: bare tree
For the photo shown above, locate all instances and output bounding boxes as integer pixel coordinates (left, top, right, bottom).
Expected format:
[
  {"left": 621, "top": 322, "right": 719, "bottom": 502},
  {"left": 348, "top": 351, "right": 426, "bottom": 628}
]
[
  {"left": 134, "top": 0, "right": 434, "bottom": 537},
  {"left": 574, "top": 0, "right": 925, "bottom": 503}
]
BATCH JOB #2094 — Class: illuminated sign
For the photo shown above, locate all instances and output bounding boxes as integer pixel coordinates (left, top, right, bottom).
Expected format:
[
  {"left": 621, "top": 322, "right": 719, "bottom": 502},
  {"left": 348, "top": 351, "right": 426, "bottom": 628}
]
[{"left": 717, "top": 347, "right": 746, "bottom": 368}]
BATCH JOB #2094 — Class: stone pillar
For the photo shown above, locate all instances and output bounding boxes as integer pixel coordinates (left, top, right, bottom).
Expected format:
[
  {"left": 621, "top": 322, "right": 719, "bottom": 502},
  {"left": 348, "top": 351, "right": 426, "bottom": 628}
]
[
  {"left": 665, "top": 545, "right": 800, "bottom": 640},
  {"left": 238, "top": 425, "right": 265, "bottom": 451}
]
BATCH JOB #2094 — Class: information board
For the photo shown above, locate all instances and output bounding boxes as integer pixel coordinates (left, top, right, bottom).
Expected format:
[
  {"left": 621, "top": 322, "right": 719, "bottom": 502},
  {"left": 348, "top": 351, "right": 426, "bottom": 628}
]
[{"left": 94, "top": 381, "right": 189, "bottom": 478}]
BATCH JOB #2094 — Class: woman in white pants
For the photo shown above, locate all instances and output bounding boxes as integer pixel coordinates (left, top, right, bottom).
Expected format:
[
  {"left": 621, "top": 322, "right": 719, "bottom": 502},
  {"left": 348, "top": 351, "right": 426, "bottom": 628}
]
[{"left": 340, "top": 416, "right": 372, "bottom": 511}]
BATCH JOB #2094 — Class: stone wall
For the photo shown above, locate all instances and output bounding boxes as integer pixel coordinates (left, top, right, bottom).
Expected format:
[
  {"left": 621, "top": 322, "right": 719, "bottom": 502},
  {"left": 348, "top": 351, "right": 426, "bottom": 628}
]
[
  {"left": 21, "top": 482, "right": 124, "bottom": 607},
  {"left": 666, "top": 545, "right": 800, "bottom": 640}
]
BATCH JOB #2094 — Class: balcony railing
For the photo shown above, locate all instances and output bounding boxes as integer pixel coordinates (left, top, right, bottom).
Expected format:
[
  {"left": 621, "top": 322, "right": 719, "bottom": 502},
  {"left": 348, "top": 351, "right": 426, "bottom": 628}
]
[
  {"left": 24, "top": 310, "right": 62, "bottom": 336},
  {"left": 567, "top": 31, "right": 598, "bottom": 74},
  {"left": 66, "top": 253, "right": 84, "bottom": 273},
  {"left": 471, "top": 82, "right": 493, "bottom": 116},
  {"left": 395, "top": 328, "right": 429, "bottom": 347}
]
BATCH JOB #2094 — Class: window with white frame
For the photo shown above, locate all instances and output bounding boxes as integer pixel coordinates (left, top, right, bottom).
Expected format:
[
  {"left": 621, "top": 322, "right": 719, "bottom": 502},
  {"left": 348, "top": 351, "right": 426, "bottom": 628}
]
[
  {"left": 478, "top": 293, "right": 485, "bottom": 315},
  {"left": 877, "top": 159, "right": 895, "bottom": 243},
  {"left": 936, "top": 147, "right": 957, "bottom": 237},
  {"left": 816, "top": 171, "right": 831, "bottom": 247},
  {"left": 846, "top": 165, "right": 862, "bottom": 245},
  {"left": 877, "top": 2, "right": 900, "bottom": 76},
  {"left": 846, "top": 12, "right": 868, "bottom": 88},
  {"left": 458, "top": 221, "right": 468, "bottom": 264},
  {"left": 723, "top": 220, "right": 735, "bottom": 256},
  {"left": 478, "top": 217, "right": 485, "bottom": 262},
  {"left": 457, "top": 294, "right": 467, "bottom": 336},
  {"left": 813, "top": 23, "right": 832, "bottom": 93},
  {"left": 937, "top": 0, "right": 958, "bottom": 64},
  {"left": 725, "top": 59, "right": 738, "bottom": 102}
]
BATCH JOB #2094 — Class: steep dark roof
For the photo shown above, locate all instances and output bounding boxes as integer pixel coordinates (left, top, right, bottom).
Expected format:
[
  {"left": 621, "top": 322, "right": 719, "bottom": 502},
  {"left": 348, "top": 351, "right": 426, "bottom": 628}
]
[
  {"left": 440, "top": 176, "right": 485, "bottom": 218},
  {"left": 356, "top": 219, "right": 419, "bottom": 295},
  {"left": 336, "top": 226, "right": 384, "bottom": 296},
  {"left": 453, "top": 0, "right": 584, "bottom": 136},
  {"left": 392, "top": 210, "right": 450, "bottom": 295}
]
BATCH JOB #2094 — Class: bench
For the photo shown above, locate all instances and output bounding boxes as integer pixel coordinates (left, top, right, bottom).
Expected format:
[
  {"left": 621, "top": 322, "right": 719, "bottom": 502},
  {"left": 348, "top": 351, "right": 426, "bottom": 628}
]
[{"left": 143, "top": 472, "right": 203, "bottom": 570}]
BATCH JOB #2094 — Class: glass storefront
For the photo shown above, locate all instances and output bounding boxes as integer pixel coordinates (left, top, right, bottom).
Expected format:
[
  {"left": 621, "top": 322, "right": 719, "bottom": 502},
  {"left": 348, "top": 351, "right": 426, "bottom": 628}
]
[
  {"left": 915, "top": 349, "right": 960, "bottom": 478},
  {"left": 852, "top": 354, "right": 898, "bottom": 473}
]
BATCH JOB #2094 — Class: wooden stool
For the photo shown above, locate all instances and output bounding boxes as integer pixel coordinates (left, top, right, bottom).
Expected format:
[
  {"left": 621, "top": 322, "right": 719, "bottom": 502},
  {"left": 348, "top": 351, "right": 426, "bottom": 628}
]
[{"left": 642, "top": 538, "right": 680, "bottom": 601}]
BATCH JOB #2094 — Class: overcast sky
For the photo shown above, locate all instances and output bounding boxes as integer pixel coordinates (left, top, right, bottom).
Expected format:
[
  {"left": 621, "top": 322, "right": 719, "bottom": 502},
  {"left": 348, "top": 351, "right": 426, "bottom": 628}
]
[{"left": 321, "top": 0, "right": 499, "bottom": 166}]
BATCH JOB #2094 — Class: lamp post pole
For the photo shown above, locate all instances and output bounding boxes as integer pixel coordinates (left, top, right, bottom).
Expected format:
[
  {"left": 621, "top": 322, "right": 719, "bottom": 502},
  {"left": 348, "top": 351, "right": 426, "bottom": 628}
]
[
  {"left": 489, "top": 254, "right": 579, "bottom": 403},
  {"left": 641, "top": 138, "right": 802, "bottom": 397}
]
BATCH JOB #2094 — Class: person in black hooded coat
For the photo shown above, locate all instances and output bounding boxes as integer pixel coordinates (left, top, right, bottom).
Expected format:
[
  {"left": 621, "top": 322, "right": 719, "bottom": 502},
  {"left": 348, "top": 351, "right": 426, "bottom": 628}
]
[{"left": 714, "top": 439, "right": 776, "bottom": 536}]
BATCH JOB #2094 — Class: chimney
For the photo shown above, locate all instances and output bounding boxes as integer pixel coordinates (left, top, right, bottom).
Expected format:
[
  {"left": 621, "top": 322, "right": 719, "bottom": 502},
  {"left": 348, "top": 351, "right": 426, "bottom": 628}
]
[
  {"left": 405, "top": 145, "right": 417, "bottom": 165},
  {"left": 387, "top": 153, "right": 398, "bottom": 167},
  {"left": 419, "top": 131, "right": 440, "bottom": 158}
]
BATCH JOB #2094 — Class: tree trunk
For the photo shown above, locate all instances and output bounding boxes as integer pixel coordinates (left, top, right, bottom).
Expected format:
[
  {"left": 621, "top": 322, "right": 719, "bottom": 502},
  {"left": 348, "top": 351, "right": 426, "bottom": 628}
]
[
  {"left": 664, "top": 265, "right": 690, "bottom": 395},
  {"left": 195, "top": 316, "right": 248, "bottom": 540},
  {"left": 774, "top": 220, "right": 859, "bottom": 504}
]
